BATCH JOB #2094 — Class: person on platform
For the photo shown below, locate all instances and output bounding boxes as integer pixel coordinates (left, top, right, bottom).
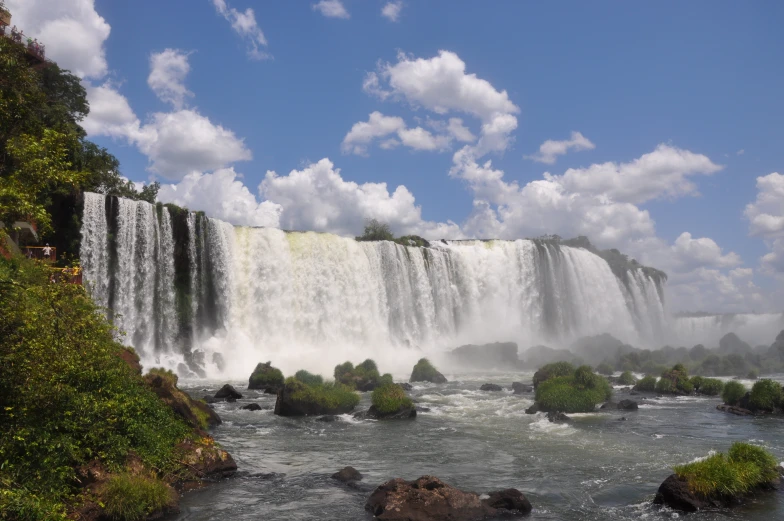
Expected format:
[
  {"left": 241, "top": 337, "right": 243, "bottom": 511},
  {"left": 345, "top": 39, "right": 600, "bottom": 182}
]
[{"left": 42, "top": 244, "right": 52, "bottom": 260}]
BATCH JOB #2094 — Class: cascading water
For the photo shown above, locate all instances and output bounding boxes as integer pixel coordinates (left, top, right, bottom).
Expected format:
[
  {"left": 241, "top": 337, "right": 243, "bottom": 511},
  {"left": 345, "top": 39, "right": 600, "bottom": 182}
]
[{"left": 80, "top": 193, "right": 671, "bottom": 377}]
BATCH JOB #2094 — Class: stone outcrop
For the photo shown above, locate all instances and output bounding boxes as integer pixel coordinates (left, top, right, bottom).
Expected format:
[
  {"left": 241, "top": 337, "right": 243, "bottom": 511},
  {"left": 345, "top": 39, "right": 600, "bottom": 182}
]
[
  {"left": 480, "top": 383, "right": 503, "bottom": 392},
  {"left": 214, "top": 384, "right": 242, "bottom": 401}
]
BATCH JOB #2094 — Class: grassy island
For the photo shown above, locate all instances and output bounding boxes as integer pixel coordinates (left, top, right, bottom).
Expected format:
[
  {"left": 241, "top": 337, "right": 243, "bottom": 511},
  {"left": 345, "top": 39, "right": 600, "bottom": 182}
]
[{"left": 534, "top": 365, "right": 612, "bottom": 413}]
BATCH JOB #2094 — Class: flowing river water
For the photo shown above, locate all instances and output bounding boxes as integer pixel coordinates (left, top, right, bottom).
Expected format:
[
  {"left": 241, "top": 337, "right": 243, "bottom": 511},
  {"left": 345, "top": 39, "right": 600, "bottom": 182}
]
[{"left": 174, "top": 373, "right": 784, "bottom": 520}]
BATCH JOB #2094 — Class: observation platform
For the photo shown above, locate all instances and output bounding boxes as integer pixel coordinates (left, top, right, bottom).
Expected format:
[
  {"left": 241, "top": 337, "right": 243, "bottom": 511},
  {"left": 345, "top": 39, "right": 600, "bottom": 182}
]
[{"left": 0, "top": 1, "right": 50, "bottom": 68}]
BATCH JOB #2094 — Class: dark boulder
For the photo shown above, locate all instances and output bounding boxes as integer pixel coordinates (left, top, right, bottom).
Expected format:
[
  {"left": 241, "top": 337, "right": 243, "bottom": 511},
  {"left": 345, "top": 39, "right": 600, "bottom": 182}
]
[
  {"left": 202, "top": 395, "right": 219, "bottom": 404},
  {"left": 398, "top": 382, "right": 413, "bottom": 391},
  {"left": 332, "top": 466, "right": 363, "bottom": 483},
  {"left": 600, "top": 401, "right": 617, "bottom": 410},
  {"left": 450, "top": 342, "right": 522, "bottom": 370},
  {"left": 654, "top": 474, "right": 714, "bottom": 512},
  {"left": 482, "top": 488, "right": 532, "bottom": 514},
  {"left": 617, "top": 399, "right": 638, "bottom": 411},
  {"left": 214, "top": 384, "right": 242, "bottom": 401},
  {"left": 241, "top": 403, "right": 262, "bottom": 411},
  {"left": 511, "top": 382, "right": 533, "bottom": 394},
  {"left": 480, "top": 383, "right": 503, "bottom": 392},
  {"left": 525, "top": 403, "right": 540, "bottom": 414},
  {"left": 317, "top": 415, "right": 339, "bottom": 422},
  {"left": 547, "top": 411, "right": 572, "bottom": 423},
  {"left": 365, "top": 475, "right": 529, "bottom": 521},
  {"left": 365, "top": 405, "right": 417, "bottom": 420},
  {"left": 144, "top": 374, "right": 221, "bottom": 429},
  {"left": 415, "top": 406, "right": 431, "bottom": 413},
  {"left": 716, "top": 404, "right": 754, "bottom": 416}
]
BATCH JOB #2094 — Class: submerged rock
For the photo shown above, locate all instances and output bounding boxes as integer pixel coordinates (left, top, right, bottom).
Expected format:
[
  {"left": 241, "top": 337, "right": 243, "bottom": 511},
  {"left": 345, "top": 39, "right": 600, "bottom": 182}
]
[
  {"left": 546, "top": 411, "right": 572, "bottom": 423},
  {"left": 525, "top": 403, "right": 540, "bottom": 414},
  {"left": 240, "top": 403, "right": 262, "bottom": 411},
  {"left": 365, "top": 404, "right": 417, "bottom": 420},
  {"left": 480, "top": 383, "right": 503, "bottom": 392},
  {"left": 617, "top": 399, "right": 638, "bottom": 411},
  {"left": 398, "top": 382, "right": 413, "bottom": 391},
  {"left": 332, "top": 466, "right": 363, "bottom": 483},
  {"left": 365, "top": 475, "right": 531, "bottom": 520},
  {"left": 316, "top": 415, "right": 339, "bottom": 422},
  {"left": 214, "top": 384, "right": 242, "bottom": 401},
  {"left": 511, "top": 382, "right": 533, "bottom": 394},
  {"left": 600, "top": 401, "right": 617, "bottom": 410},
  {"left": 716, "top": 404, "right": 754, "bottom": 416}
]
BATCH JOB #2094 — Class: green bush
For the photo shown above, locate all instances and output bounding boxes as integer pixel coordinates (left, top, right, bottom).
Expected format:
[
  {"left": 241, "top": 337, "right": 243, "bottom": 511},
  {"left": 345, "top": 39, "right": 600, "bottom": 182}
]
[
  {"left": 673, "top": 443, "right": 778, "bottom": 500},
  {"left": 248, "top": 362, "right": 284, "bottom": 390},
  {"left": 371, "top": 384, "right": 413, "bottom": 414},
  {"left": 655, "top": 364, "right": 693, "bottom": 394},
  {"left": 379, "top": 373, "right": 394, "bottom": 386},
  {"left": 749, "top": 379, "right": 783, "bottom": 411},
  {"left": 0, "top": 258, "right": 192, "bottom": 516},
  {"left": 634, "top": 375, "right": 657, "bottom": 392},
  {"left": 595, "top": 362, "right": 614, "bottom": 376},
  {"left": 533, "top": 361, "right": 575, "bottom": 388},
  {"left": 695, "top": 378, "right": 724, "bottom": 396},
  {"left": 618, "top": 371, "right": 636, "bottom": 385},
  {"left": 410, "top": 358, "right": 445, "bottom": 383},
  {"left": 102, "top": 473, "right": 171, "bottom": 521},
  {"left": 689, "top": 376, "right": 703, "bottom": 390},
  {"left": 294, "top": 370, "right": 323, "bottom": 386},
  {"left": 534, "top": 367, "right": 612, "bottom": 413},
  {"left": 747, "top": 369, "right": 759, "bottom": 380},
  {"left": 285, "top": 378, "right": 360, "bottom": 411},
  {"left": 334, "top": 359, "right": 382, "bottom": 390},
  {"left": 147, "top": 367, "right": 178, "bottom": 387},
  {"left": 722, "top": 381, "right": 746, "bottom": 406}
]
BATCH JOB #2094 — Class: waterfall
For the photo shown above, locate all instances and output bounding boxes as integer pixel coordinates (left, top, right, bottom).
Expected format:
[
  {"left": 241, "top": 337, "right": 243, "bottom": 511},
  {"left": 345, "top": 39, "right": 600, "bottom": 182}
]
[{"left": 80, "top": 193, "right": 672, "bottom": 377}]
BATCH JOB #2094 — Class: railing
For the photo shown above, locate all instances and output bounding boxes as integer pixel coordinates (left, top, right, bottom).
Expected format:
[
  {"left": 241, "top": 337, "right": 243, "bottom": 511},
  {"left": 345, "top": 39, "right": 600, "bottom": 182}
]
[
  {"left": 23, "top": 246, "right": 57, "bottom": 262},
  {"left": 50, "top": 267, "right": 83, "bottom": 285},
  {"left": 0, "top": 6, "right": 47, "bottom": 62}
]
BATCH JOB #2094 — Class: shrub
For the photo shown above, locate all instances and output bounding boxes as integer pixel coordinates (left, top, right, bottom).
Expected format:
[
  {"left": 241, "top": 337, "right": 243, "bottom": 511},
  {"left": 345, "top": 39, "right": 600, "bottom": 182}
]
[
  {"left": 372, "top": 384, "right": 413, "bottom": 414},
  {"left": 334, "top": 359, "right": 382, "bottom": 390},
  {"left": 656, "top": 364, "right": 693, "bottom": 394},
  {"left": 285, "top": 378, "right": 360, "bottom": 412},
  {"left": 248, "top": 362, "right": 284, "bottom": 390},
  {"left": 101, "top": 473, "right": 171, "bottom": 521},
  {"left": 533, "top": 361, "right": 575, "bottom": 388},
  {"left": 410, "top": 358, "right": 446, "bottom": 383},
  {"left": 696, "top": 378, "right": 724, "bottom": 396},
  {"left": 379, "top": 373, "right": 394, "bottom": 386},
  {"left": 534, "top": 367, "right": 612, "bottom": 413},
  {"left": 673, "top": 443, "right": 778, "bottom": 500},
  {"left": 356, "top": 218, "right": 394, "bottom": 242},
  {"left": 722, "top": 381, "right": 746, "bottom": 406},
  {"left": 689, "top": 376, "right": 703, "bottom": 390},
  {"left": 634, "top": 375, "right": 657, "bottom": 392},
  {"left": 747, "top": 369, "right": 759, "bottom": 380},
  {"left": 294, "top": 370, "right": 323, "bottom": 386},
  {"left": 749, "top": 379, "right": 783, "bottom": 411},
  {"left": 595, "top": 362, "right": 614, "bottom": 376},
  {"left": 147, "top": 367, "right": 178, "bottom": 387},
  {"left": 618, "top": 371, "right": 636, "bottom": 385}
]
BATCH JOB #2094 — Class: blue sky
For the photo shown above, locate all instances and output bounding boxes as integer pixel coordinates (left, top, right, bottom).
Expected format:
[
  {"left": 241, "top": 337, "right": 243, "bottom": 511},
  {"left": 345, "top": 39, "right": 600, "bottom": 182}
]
[{"left": 8, "top": 0, "right": 784, "bottom": 313}]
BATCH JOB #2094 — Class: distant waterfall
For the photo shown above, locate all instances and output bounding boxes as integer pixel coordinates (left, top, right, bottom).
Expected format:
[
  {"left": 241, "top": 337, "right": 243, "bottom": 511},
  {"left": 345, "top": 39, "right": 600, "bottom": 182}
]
[{"left": 80, "top": 193, "right": 670, "bottom": 377}]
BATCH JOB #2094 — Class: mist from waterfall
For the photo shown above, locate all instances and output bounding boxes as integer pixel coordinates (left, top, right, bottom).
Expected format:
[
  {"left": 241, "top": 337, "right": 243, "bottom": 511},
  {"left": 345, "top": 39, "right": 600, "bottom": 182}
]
[{"left": 81, "top": 193, "right": 676, "bottom": 378}]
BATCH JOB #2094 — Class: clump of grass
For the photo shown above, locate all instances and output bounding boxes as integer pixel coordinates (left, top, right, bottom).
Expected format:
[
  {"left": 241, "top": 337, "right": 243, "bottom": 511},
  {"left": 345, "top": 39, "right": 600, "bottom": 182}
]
[
  {"left": 294, "top": 370, "right": 323, "bottom": 386},
  {"left": 410, "top": 358, "right": 446, "bottom": 383},
  {"left": 634, "top": 375, "right": 657, "bottom": 392},
  {"left": 101, "top": 473, "right": 171, "bottom": 521},
  {"left": 334, "top": 359, "right": 382, "bottom": 390},
  {"left": 248, "top": 362, "right": 284, "bottom": 390},
  {"left": 285, "top": 377, "right": 360, "bottom": 412},
  {"left": 673, "top": 442, "right": 778, "bottom": 500},
  {"left": 694, "top": 377, "right": 724, "bottom": 396},
  {"left": 146, "top": 367, "right": 178, "bottom": 387},
  {"left": 534, "top": 365, "right": 612, "bottom": 413},
  {"left": 532, "top": 361, "right": 575, "bottom": 388},
  {"left": 722, "top": 381, "right": 747, "bottom": 406},
  {"left": 749, "top": 379, "right": 783, "bottom": 411},
  {"left": 371, "top": 384, "right": 413, "bottom": 414},
  {"left": 618, "top": 371, "right": 636, "bottom": 386}
]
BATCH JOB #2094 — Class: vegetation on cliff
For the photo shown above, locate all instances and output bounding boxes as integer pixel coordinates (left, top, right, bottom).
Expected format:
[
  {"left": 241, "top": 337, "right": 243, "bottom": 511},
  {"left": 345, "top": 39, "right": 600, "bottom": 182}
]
[{"left": 0, "top": 255, "right": 230, "bottom": 519}]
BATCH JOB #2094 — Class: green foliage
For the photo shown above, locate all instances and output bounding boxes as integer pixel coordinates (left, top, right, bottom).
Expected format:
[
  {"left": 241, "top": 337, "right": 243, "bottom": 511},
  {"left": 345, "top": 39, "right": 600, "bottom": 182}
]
[
  {"left": 285, "top": 377, "right": 360, "bottom": 411},
  {"left": 722, "top": 381, "right": 747, "bottom": 406},
  {"left": 146, "top": 367, "right": 178, "bottom": 387},
  {"left": 694, "top": 377, "right": 724, "bottom": 396},
  {"left": 618, "top": 371, "right": 636, "bottom": 385},
  {"left": 534, "top": 366, "right": 612, "bottom": 413},
  {"left": 410, "top": 358, "right": 441, "bottom": 382},
  {"left": 634, "top": 375, "right": 657, "bottom": 392},
  {"left": 371, "top": 384, "right": 413, "bottom": 414},
  {"left": 655, "top": 364, "right": 693, "bottom": 394},
  {"left": 747, "top": 369, "right": 759, "bottom": 380},
  {"left": 674, "top": 443, "right": 778, "bottom": 500},
  {"left": 356, "top": 218, "right": 395, "bottom": 242},
  {"left": 248, "top": 362, "right": 284, "bottom": 389},
  {"left": 533, "top": 361, "right": 575, "bottom": 388},
  {"left": 294, "top": 370, "right": 323, "bottom": 386},
  {"left": 0, "top": 258, "right": 191, "bottom": 514},
  {"left": 334, "top": 359, "right": 382, "bottom": 390},
  {"left": 595, "top": 362, "right": 614, "bottom": 375},
  {"left": 101, "top": 473, "right": 171, "bottom": 521},
  {"left": 394, "top": 235, "right": 430, "bottom": 248},
  {"left": 379, "top": 373, "right": 394, "bottom": 386},
  {"left": 749, "top": 379, "right": 783, "bottom": 411}
]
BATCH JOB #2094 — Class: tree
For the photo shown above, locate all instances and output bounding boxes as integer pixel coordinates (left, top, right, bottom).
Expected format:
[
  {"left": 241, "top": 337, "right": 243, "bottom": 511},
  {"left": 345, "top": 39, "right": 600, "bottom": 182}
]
[{"left": 357, "top": 218, "right": 395, "bottom": 241}]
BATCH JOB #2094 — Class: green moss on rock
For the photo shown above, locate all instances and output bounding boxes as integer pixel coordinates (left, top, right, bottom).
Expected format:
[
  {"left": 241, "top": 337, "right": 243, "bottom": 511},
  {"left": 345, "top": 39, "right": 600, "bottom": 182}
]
[
  {"left": 534, "top": 365, "right": 612, "bottom": 413},
  {"left": 371, "top": 384, "right": 414, "bottom": 414},
  {"left": 294, "top": 369, "right": 324, "bottom": 386},
  {"left": 410, "top": 358, "right": 447, "bottom": 383},
  {"left": 248, "top": 361, "right": 284, "bottom": 391},
  {"left": 274, "top": 377, "right": 360, "bottom": 416},
  {"left": 532, "top": 361, "right": 575, "bottom": 388}
]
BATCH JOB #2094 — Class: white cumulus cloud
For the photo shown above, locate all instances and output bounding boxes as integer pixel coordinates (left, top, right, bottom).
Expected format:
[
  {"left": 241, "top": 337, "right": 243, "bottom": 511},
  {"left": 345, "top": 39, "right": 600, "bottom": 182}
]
[
  {"left": 211, "top": 0, "right": 271, "bottom": 60},
  {"left": 312, "top": 0, "right": 350, "bottom": 19},
  {"left": 525, "top": 131, "right": 595, "bottom": 164},
  {"left": 148, "top": 49, "right": 194, "bottom": 109},
  {"left": 381, "top": 1, "right": 403, "bottom": 22}
]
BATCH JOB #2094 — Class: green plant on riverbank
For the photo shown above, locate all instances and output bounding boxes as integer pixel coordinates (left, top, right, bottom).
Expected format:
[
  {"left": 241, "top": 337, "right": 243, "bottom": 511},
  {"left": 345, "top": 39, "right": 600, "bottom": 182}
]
[
  {"left": 101, "top": 473, "right": 171, "bottom": 521},
  {"left": 534, "top": 365, "right": 612, "bottom": 413},
  {"left": 721, "top": 381, "right": 746, "bottom": 406},
  {"left": 673, "top": 443, "right": 778, "bottom": 499},
  {"left": 618, "top": 371, "right": 636, "bottom": 385},
  {"left": 748, "top": 379, "right": 782, "bottom": 411}
]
